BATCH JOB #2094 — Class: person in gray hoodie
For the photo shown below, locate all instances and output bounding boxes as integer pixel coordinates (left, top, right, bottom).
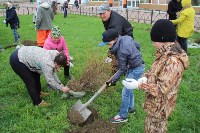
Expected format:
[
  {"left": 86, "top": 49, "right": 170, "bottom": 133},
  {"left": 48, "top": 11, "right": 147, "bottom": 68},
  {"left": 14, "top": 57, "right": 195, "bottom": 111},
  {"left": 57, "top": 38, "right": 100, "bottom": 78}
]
[
  {"left": 10, "top": 46, "right": 70, "bottom": 107},
  {"left": 35, "top": 0, "right": 54, "bottom": 47},
  {"left": 98, "top": 28, "right": 145, "bottom": 123}
]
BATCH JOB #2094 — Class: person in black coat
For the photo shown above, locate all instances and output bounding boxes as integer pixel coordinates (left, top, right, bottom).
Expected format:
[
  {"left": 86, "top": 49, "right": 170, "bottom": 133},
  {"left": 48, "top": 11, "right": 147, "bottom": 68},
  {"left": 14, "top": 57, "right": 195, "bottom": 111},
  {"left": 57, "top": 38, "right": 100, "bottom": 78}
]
[
  {"left": 167, "top": 0, "right": 182, "bottom": 20},
  {"left": 98, "top": 4, "right": 134, "bottom": 74},
  {"left": 3, "top": 2, "right": 20, "bottom": 43}
]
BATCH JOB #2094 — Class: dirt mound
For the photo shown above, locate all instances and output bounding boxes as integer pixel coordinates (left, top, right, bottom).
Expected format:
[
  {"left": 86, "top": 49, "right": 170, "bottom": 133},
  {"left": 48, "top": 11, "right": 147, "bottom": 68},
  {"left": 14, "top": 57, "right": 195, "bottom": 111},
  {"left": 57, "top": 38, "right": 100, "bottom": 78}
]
[
  {"left": 66, "top": 120, "right": 120, "bottom": 133},
  {"left": 68, "top": 59, "right": 112, "bottom": 92},
  {"left": 67, "top": 106, "right": 99, "bottom": 127},
  {"left": 22, "top": 40, "right": 37, "bottom": 46}
]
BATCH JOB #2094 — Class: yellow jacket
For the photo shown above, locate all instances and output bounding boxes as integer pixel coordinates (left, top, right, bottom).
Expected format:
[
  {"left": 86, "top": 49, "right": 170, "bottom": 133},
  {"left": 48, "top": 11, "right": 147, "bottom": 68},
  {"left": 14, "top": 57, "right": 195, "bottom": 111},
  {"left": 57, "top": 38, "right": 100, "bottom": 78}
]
[{"left": 172, "top": 0, "right": 195, "bottom": 38}]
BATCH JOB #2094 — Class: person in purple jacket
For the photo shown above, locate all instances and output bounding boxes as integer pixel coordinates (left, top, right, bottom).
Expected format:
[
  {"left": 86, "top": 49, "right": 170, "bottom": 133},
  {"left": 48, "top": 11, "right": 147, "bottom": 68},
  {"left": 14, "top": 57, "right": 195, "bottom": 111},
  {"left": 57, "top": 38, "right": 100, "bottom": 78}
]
[{"left": 43, "top": 26, "right": 73, "bottom": 80}]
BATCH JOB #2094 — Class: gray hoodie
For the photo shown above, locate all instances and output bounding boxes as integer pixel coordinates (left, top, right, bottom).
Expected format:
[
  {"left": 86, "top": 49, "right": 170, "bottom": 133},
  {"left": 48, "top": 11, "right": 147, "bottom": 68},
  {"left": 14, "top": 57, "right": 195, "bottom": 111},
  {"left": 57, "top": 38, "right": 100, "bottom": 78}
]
[{"left": 36, "top": 2, "right": 54, "bottom": 30}]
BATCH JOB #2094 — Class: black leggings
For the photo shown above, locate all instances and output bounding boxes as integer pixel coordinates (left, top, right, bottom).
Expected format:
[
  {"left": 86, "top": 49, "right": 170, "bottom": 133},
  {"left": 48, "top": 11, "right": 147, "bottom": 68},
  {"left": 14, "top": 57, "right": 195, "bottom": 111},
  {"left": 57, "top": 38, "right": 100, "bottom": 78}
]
[{"left": 10, "top": 49, "right": 42, "bottom": 105}]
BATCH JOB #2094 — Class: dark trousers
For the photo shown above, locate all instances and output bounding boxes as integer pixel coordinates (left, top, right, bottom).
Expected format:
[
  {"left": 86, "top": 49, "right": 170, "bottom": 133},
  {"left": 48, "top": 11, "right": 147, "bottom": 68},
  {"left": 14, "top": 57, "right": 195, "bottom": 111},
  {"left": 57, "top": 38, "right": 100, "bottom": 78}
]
[
  {"left": 177, "top": 36, "right": 188, "bottom": 53},
  {"left": 10, "top": 49, "right": 42, "bottom": 105},
  {"left": 64, "top": 8, "right": 67, "bottom": 18},
  {"left": 64, "top": 65, "right": 69, "bottom": 77}
]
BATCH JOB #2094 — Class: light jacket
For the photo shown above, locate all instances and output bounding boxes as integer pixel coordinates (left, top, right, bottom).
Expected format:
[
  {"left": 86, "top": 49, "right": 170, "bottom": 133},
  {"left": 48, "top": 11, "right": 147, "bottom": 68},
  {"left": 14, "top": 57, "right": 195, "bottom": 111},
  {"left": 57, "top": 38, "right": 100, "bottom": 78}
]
[
  {"left": 43, "top": 35, "right": 70, "bottom": 61},
  {"left": 171, "top": 0, "right": 195, "bottom": 38},
  {"left": 140, "top": 43, "right": 189, "bottom": 119},
  {"left": 18, "top": 46, "right": 63, "bottom": 90},
  {"left": 110, "top": 35, "right": 143, "bottom": 82},
  {"left": 36, "top": 2, "right": 54, "bottom": 30}
]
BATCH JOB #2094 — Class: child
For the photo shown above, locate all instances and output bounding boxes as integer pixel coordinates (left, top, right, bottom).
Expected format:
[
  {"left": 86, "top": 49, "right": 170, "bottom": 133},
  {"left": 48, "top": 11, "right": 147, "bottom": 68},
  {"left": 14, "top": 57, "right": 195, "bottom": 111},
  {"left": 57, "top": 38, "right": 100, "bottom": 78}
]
[
  {"left": 3, "top": 2, "right": 20, "bottom": 44},
  {"left": 122, "top": 19, "right": 189, "bottom": 132},
  {"left": 43, "top": 26, "right": 72, "bottom": 79},
  {"left": 171, "top": 0, "right": 195, "bottom": 53},
  {"left": 99, "top": 28, "right": 145, "bottom": 123}
]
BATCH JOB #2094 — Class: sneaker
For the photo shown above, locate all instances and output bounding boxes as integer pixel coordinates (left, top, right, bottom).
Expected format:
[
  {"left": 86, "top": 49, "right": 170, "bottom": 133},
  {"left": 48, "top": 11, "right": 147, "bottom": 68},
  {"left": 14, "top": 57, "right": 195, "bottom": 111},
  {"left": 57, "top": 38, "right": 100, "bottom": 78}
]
[
  {"left": 40, "top": 91, "right": 49, "bottom": 97},
  {"left": 110, "top": 115, "right": 128, "bottom": 123},
  {"left": 38, "top": 100, "right": 51, "bottom": 107},
  {"left": 129, "top": 108, "right": 136, "bottom": 114}
]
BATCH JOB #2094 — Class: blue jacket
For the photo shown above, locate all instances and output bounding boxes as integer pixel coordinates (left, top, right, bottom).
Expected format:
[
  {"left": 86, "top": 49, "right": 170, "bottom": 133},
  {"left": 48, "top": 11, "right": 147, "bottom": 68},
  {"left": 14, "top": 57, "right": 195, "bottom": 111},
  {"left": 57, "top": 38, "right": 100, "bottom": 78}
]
[
  {"left": 110, "top": 35, "right": 143, "bottom": 82},
  {"left": 6, "top": 7, "right": 20, "bottom": 29}
]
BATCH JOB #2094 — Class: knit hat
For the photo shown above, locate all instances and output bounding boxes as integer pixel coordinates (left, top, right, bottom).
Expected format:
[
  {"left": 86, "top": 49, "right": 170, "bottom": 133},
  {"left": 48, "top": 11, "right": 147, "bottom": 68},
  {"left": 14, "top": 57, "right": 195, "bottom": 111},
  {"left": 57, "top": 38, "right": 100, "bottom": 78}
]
[
  {"left": 150, "top": 19, "right": 176, "bottom": 42},
  {"left": 98, "top": 29, "right": 119, "bottom": 47},
  {"left": 98, "top": 4, "right": 110, "bottom": 14},
  {"left": 51, "top": 26, "right": 61, "bottom": 38}
]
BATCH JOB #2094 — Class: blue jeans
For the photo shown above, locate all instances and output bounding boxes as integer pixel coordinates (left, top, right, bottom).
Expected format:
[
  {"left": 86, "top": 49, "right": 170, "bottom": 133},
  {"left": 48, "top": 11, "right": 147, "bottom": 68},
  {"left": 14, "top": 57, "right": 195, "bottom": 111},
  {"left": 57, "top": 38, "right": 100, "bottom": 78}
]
[
  {"left": 12, "top": 28, "right": 19, "bottom": 43},
  {"left": 119, "top": 64, "right": 145, "bottom": 118}
]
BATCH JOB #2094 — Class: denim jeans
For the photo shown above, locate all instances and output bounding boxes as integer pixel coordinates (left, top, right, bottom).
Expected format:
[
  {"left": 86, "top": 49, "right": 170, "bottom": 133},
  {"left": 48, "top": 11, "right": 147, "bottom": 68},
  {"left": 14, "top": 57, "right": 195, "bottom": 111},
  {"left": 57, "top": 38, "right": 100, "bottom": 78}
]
[
  {"left": 12, "top": 28, "right": 19, "bottom": 43},
  {"left": 119, "top": 64, "right": 145, "bottom": 118}
]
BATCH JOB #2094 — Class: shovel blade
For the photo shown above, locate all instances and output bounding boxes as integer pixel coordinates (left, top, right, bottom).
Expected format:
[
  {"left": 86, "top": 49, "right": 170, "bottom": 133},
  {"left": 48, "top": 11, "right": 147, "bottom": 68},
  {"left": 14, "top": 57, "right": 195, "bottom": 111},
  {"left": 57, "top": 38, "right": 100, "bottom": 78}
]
[{"left": 71, "top": 100, "right": 92, "bottom": 121}]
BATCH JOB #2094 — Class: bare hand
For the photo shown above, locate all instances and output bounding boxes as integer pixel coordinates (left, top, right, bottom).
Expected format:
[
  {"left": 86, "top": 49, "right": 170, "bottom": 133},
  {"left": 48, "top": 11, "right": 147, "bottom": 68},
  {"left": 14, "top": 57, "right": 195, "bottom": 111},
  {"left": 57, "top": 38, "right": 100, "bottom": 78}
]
[{"left": 61, "top": 86, "right": 70, "bottom": 93}]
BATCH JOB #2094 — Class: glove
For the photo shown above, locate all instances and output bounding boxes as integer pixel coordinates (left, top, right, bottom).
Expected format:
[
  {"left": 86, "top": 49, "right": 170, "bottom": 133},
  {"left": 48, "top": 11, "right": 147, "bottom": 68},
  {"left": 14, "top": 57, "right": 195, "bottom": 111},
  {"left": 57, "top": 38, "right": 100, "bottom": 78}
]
[
  {"left": 3, "top": 20, "right": 6, "bottom": 24},
  {"left": 69, "top": 62, "right": 74, "bottom": 68},
  {"left": 138, "top": 77, "right": 147, "bottom": 84},
  {"left": 122, "top": 78, "right": 139, "bottom": 89},
  {"left": 106, "top": 80, "right": 116, "bottom": 87},
  {"left": 105, "top": 57, "right": 112, "bottom": 63}
]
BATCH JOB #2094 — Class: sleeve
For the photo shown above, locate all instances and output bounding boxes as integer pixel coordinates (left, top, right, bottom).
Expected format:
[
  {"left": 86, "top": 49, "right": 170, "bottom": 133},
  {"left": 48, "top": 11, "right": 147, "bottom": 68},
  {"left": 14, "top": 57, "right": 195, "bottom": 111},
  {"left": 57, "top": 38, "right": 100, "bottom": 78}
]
[
  {"left": 42, "top": 64, "right": 63, "bottom": 90},
  {"left": 167, "top": 3, "right": 176, "bottom": 15},
  {"left": 43, "top": 40, "right": 52, "bottom": 50},
  {"left": 171, "top": 12, "right": 187, "bottom": 25},
  {"left": 50, "top": 9, "right": 54, "bottom": 20},
  {"left": 139, "top": 57, "right": 184, "bottom": 97},
  {"left": 62, "top": 38, "right": 70, "bottom": 61},
  {"left": 35, "top": 7, "right": 42, "bottom": 29},
  {"left": 111, "top": 53, "right": 127, "bottom": 82}
]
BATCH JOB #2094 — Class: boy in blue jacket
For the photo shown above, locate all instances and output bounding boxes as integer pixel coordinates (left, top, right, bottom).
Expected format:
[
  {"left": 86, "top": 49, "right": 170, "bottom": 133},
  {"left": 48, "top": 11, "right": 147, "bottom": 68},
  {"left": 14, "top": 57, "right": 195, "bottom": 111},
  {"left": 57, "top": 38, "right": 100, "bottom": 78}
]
[{"left": 99, "top": 29, "right": 145, "bottom": 123}]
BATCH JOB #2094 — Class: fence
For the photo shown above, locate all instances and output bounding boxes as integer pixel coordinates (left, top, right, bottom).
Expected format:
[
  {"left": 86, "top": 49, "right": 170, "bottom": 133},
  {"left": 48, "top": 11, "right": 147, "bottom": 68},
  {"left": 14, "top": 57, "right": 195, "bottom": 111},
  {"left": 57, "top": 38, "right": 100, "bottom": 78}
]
[{"left": 0, "top": 5, "right": 200, "bottom": 31}]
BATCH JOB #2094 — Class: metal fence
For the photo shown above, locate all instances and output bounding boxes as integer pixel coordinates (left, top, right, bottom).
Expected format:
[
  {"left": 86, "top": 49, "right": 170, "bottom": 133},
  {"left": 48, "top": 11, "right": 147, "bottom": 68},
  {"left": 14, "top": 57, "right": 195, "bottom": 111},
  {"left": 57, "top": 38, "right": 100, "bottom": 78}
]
[{"left": 1, "top": 5, "right": 200, "bottom": 31}]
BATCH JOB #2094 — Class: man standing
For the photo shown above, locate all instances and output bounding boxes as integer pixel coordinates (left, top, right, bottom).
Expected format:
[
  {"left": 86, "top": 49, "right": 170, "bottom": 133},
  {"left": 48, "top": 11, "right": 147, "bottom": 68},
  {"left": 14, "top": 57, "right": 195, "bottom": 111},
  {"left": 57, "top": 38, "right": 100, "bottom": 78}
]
[
  {"left": 98, "top": 4, "right": 133, "bottom": 38},
  {"left": 35, "top": 0, "right": 54, "bottom": 47},
  {"left": 98, "top": 4, "right": 134, "bottom": 74},
  {"left": 167, "top": 0, "right": 182, "bottom": 20}
]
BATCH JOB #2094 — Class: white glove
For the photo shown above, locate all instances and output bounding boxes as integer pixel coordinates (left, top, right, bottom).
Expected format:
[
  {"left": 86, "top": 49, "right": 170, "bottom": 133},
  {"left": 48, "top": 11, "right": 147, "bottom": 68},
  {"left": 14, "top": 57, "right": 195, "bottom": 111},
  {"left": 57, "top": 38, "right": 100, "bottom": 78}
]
[
  {"left": 122, "top": 78, "right": 139, "bottom": 89},
  {"left": 3, "top": 20, "right": 6, "bottom": 24},
  {"left": 105, "top": 57, "right": 112, "bottom": 63},
  {"left": 138, "top": 77, "right": 147, "bottom": 84},
  {"left": 69, "top": 62, "right": 74, "bottom": 68}
]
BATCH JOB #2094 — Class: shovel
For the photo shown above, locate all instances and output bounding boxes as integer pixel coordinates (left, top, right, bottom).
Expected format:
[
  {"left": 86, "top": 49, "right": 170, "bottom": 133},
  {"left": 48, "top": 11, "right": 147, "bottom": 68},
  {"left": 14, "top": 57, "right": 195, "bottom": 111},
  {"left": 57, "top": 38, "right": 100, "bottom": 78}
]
[{"left": 70, "top": 71, "right": 119, "bottom": 121}]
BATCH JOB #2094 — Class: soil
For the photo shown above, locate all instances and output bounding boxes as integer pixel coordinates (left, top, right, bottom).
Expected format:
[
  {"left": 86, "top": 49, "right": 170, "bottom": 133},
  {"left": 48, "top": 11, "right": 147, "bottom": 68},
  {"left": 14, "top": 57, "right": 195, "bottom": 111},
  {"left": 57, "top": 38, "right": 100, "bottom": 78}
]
[
  {"left": 195, "top": 38, "right": 200, "bottom": 44},
  {"left": 22, "top": 40, "right": 37, "bottom": 46},
  {"left": 67, "top": 59, "right": 112, "bottom": 92},
  {"left": 66, "top": 120, "right": 120, "bottom": 133},
  {"left": 68, "top": 106, "right": 99, "bottom": 127}
]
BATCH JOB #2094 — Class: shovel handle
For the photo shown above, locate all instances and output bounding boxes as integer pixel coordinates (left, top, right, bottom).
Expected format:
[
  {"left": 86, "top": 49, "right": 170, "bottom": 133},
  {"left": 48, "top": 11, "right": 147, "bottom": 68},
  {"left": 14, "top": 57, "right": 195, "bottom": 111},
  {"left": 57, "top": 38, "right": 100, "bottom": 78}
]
[{"left": 80, "top": 70, "right": 119, "bottom": 110}]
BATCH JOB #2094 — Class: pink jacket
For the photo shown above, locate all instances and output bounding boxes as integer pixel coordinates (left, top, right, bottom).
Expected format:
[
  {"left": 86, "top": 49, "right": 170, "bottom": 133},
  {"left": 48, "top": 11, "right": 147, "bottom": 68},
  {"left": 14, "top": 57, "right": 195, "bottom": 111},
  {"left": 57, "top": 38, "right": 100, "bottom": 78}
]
[{"left": 44, "top": 35, "right": 70, "bottom": 61}]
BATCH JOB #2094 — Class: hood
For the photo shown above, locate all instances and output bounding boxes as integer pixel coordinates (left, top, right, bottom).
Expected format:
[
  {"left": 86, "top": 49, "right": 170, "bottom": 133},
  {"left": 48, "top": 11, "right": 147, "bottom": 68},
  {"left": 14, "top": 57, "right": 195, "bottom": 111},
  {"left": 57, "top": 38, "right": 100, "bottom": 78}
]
[
  {"left": 156, "top": 43, "right": 189, "bottom": 70},
  {"left": 170, "top": 43, "right": 189, "bottom": 70},
  {"left": 40, "top": 2, "right": 50, "bottom": 9},
  {"left": 46, "top": 34, "right": 61, "bottom": 43},
  {"left": 181, "top": 0, "right": 191, "bottom": 8}
]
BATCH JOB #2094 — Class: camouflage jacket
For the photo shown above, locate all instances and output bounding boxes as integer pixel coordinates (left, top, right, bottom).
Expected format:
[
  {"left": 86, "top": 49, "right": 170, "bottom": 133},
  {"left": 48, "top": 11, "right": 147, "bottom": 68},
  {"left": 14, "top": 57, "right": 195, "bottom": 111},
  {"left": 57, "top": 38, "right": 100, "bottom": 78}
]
[{"left": 140, "top": 43, "right": 189, "bottom": 119}]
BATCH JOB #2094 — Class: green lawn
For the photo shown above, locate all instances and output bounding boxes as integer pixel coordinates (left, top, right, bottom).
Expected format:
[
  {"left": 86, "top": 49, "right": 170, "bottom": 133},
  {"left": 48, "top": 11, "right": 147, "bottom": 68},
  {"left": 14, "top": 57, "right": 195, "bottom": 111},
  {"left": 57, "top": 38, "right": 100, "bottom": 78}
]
[{"left": 0, "top": 14, "right": 200, "bottom": 133}]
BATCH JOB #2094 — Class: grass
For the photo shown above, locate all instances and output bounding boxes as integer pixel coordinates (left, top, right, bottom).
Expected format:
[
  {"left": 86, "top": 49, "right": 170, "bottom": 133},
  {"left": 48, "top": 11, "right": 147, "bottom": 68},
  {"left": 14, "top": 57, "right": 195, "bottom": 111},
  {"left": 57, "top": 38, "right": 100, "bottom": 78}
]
[{"left": 0, "top": 14, "right": 200, "bottom": 133}]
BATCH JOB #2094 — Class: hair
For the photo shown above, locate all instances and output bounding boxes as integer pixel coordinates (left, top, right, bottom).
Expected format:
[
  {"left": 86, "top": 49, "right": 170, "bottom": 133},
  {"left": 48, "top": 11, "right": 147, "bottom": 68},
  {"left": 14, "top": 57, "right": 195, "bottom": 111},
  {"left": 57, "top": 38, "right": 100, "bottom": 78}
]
[{"left": 54, "top": 52, "right": 67, "bottom": 66}]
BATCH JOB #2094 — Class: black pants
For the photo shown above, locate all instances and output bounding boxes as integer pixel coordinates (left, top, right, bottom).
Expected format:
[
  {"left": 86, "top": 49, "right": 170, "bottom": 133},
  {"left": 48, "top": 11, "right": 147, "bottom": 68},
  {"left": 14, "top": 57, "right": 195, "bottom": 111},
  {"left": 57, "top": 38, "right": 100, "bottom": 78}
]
[
  {"left": 10, "top": 49, "right": 42, "bottom": 105},
  {"left": 177, "top": 36, "right": 188, "bottom": 53},
  {"left": 64, "top": 65, "right": 69, "bottom": 77}
]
